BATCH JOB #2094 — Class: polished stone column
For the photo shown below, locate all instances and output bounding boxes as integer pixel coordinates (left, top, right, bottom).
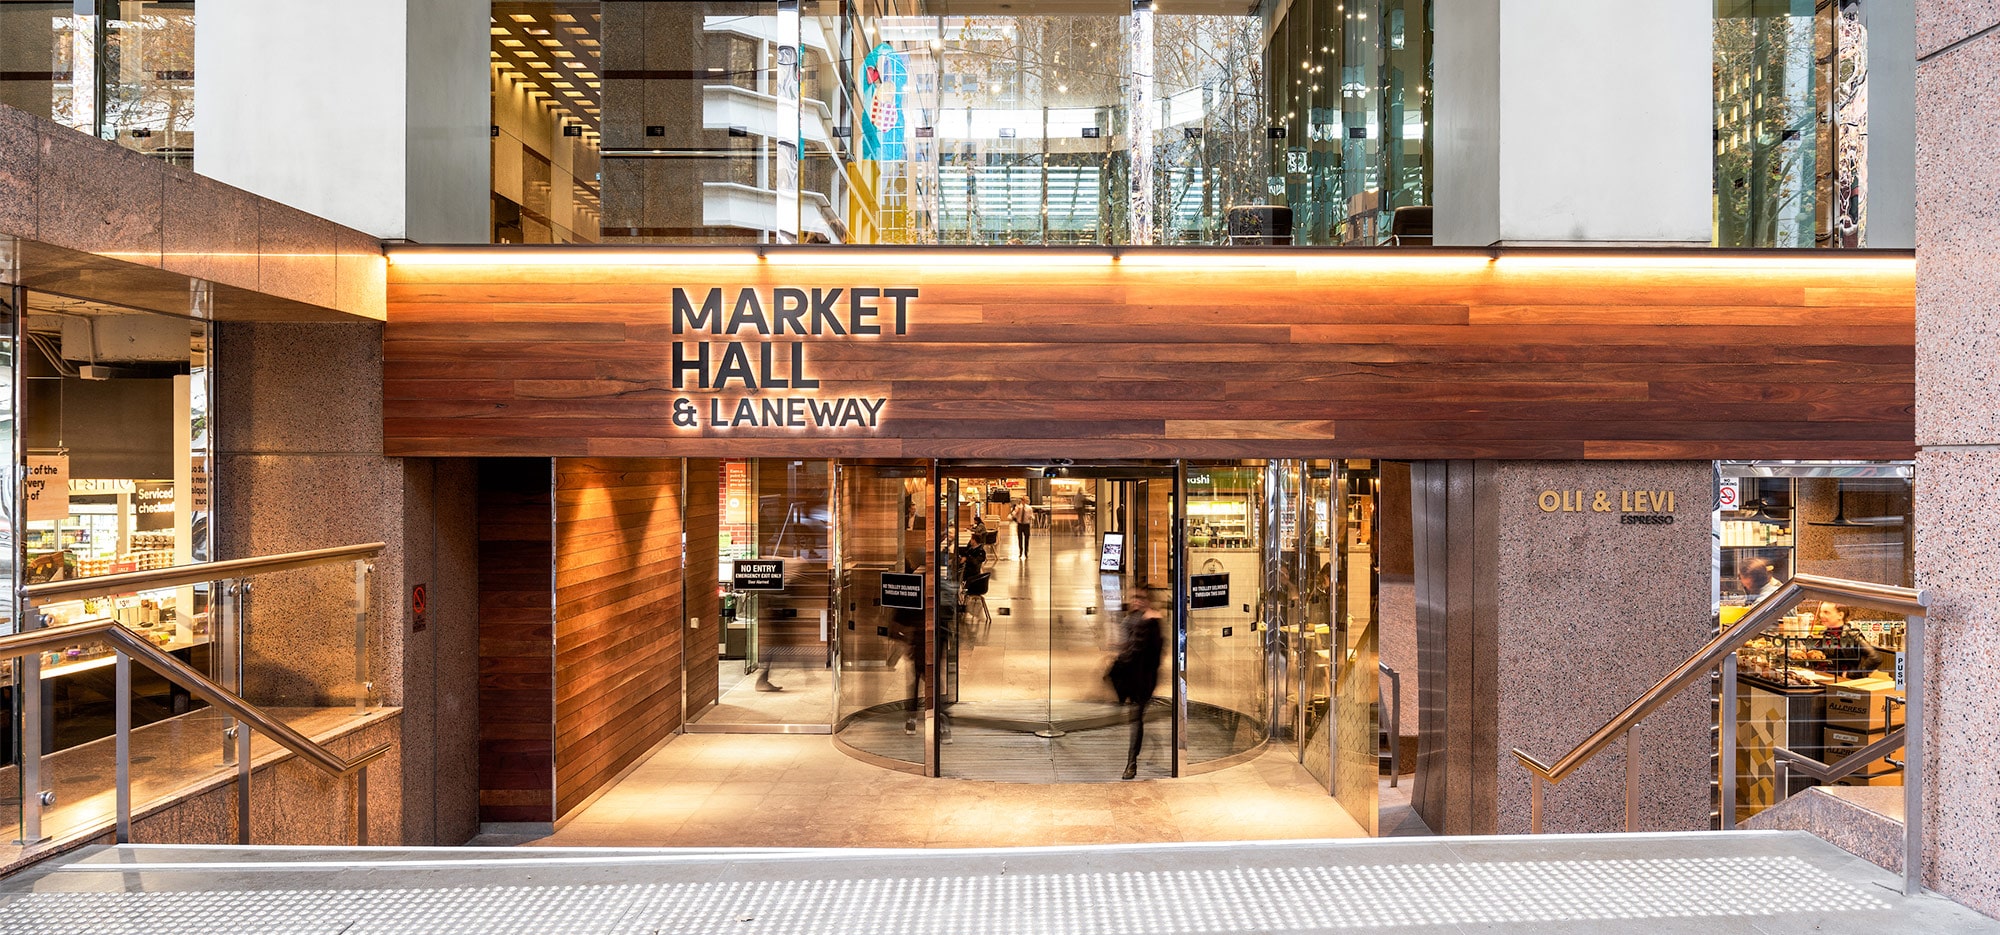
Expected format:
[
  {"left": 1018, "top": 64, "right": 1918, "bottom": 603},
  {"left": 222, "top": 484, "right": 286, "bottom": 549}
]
[{"left": 1914, "top": 3, "right": 2000, "bottom": 914}]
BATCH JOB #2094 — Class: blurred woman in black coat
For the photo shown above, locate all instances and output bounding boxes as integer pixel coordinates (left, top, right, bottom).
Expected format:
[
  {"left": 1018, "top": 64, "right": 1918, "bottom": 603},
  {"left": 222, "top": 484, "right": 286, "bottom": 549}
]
[{"left": 1108, "top": 589, "right": 1165, "bottom": 780}]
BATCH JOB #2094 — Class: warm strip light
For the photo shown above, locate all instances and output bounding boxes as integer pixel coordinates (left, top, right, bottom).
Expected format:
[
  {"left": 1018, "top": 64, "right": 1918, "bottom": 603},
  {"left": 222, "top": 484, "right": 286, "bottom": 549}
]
[
  {"left": 389, "top": 248, "right": 764, "bottom": 266},
  {"left": 1495, "top": 252, "right": 1914, "bottom": 272},
  {"left": 385, "top": 246, "right": 1914, "bottom": 272}
]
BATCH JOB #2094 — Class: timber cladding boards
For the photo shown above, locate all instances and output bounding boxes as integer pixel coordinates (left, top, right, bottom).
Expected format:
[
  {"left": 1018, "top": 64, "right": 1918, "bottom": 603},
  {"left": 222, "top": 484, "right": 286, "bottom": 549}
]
[
  {"left": 383, "top": 250, "right": 1915, "bottom": 460},
  {"left": 476, "top": 459, "right": 557, "bottom": 825},
  {"left": 553, "top": 457, "right": 686, "bottom": 815}
]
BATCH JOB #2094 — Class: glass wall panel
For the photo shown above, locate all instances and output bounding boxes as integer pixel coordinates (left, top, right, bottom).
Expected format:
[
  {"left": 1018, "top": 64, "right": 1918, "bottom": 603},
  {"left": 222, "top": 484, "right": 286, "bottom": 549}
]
[
  {"left": 1330, "top": 459, "right": 1379, "bottom": 832},
  {"left": 1184, "top": 461, "right": 1266, "bottom": 765},
  {"left": 832, "top": 461, "right": 931, "bottom": 767},
  {"left": 492, "top": 0, "right": 1432, "bottom": 245},
  {"left": 1711, "top": 0, "right": 1882, "bottom": 248},
  {"left": 687, "top": 458, "right": 834, "bottom": 728},
  {"left": 1723, "top": 463, "right": 1913, "bottom": 823},
  {"left": 0, "top": 2, "right": 196, "bottom": 164}
]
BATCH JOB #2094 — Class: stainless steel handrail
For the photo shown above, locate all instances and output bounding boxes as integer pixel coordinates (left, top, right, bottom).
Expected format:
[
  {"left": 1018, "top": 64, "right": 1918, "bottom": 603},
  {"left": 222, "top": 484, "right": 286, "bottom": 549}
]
[
  {"left": 13, "top": 543, "right": 388, "bottom": 848},
  {"left": 24, "top": 542, "right": 385, "bottom": 604},
  {"left": 1775, "top": 725, "right": 1907, "bottom": 786},
  {"left": 1510, "top": 573, "right": 1929, "bottom": 896},
  {"left": 0, "top": 619, "right": 392, "bottom": 777},
  {"left": 1512, "top": 574, "right": 1927, "bottom": 785}
]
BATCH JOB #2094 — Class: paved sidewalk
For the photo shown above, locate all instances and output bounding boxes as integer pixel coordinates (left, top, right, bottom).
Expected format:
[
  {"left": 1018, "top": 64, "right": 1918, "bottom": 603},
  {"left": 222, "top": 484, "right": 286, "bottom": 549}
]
[{"left": 0, "top": 831, "right": 1992, "bottom": 934}]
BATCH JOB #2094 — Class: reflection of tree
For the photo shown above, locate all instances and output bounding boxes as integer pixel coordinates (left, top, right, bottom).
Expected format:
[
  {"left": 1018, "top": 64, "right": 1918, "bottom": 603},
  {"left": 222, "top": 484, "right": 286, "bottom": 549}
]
[
  {"left": 1152, "top": 17, "right": 1266, "bottom": 243},
  {"left": 48, "top": 9, "right": 195, "bottom": 161},
  {"left": 1714, "top": 13, "right": 1816, "bottom": 247},
  {"left": 892, "top": 14, "right": 1263, "bottom": 244}
]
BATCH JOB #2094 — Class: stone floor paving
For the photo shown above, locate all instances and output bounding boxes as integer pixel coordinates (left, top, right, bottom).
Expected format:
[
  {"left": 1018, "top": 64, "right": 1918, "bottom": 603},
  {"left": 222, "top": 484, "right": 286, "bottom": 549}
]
[{"left": 497, "top": 733, "right": 1371, "bottom": 849}]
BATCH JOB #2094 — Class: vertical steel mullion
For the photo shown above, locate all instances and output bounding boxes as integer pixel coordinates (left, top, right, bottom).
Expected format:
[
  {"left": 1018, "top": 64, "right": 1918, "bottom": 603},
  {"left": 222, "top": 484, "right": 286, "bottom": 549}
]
[
  {"left": 12, "top": 284, "right": 42, "bottom": 846},
  {"left": 826, "top": 460, "right": 839, "bottom": 737},
  {"left": 219, "top": 580, "right": 237, "bottom": 766},
  {"left": 113, "top": 651, "right": 130, "bottom": 843},
  {"left": 927, "top": 460, "right": 942, "bottom": 778},
  {"left": 1171, "top": 460, "right": 1187, "bottom": 778}
]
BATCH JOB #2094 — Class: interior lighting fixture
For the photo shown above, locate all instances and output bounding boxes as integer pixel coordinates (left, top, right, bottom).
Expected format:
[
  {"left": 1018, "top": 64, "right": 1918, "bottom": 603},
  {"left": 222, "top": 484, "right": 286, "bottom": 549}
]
[
  {"left": 509, "top": 13, "right": 535, "bottom": 21},
  {"left": 1493, "top": 252, "right": 1914, "bottom": 272}
]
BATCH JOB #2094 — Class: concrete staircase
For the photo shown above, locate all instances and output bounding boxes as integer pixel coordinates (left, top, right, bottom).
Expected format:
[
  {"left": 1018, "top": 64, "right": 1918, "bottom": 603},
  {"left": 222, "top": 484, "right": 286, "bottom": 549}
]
[{"left": 0, "top": 831, "right": 1992, "bottom": 934}]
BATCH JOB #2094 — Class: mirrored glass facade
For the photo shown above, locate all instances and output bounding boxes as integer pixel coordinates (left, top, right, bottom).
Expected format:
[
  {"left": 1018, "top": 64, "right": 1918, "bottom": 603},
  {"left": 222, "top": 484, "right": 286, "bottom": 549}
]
[{"left": 489, "top": 0, "right": 1434, "bottom": 246}]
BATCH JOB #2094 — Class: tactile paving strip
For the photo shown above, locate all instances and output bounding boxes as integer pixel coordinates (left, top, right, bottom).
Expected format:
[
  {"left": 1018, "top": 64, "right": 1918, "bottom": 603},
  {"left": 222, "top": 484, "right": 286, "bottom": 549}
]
[{"left": 0, "top": 854, "right": 1890, "bottom": 935}]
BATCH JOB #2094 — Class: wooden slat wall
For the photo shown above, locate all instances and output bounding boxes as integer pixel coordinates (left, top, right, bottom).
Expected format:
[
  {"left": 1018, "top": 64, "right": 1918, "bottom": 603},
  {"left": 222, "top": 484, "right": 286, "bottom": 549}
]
[
  {"left": 476, "top": 459, "right": 556, "bottom": 825},
  {"left": 683, "top": 459, "right": 721, "bottom": 718},
  {"left": 553, "top": 457, "right": 684, "bottom": 816},
  {"left": 384, "top": 249, "right": 1915, "bottom": 460}
]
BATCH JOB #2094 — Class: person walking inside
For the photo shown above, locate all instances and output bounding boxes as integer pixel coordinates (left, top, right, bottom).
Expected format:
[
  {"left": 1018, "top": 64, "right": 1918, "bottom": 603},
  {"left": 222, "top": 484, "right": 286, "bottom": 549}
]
[
  {"left": 1108, "top": 589, "right": 1165, "bottom": 780},
  {"left": 1011, "top": 498, "right": 1034, "bottom": 560}
]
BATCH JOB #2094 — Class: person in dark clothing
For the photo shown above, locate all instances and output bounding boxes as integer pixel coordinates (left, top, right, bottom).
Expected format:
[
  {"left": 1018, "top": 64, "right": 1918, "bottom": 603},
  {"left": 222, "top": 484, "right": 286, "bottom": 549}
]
[{"left": 1108, "top": 589, "right": 1165, "bottom": 780}]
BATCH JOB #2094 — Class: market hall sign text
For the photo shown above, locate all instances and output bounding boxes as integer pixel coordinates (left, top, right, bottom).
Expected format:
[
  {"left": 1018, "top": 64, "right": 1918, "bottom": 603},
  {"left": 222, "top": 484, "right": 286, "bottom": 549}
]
[{"left": 668, "top": 286, "right": 917, "bottom": 430}]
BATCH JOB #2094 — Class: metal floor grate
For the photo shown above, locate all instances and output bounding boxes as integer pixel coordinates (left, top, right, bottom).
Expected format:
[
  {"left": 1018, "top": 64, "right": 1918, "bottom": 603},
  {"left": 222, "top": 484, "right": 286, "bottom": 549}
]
[{"left": 0, "top": 853, "right": 1891, "bottom": 935}]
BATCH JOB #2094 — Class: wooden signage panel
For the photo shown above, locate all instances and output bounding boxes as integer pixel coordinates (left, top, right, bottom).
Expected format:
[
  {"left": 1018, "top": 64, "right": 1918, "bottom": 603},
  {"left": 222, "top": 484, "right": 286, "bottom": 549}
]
[{"left": 384, "top": 248, "right": 1915, "bottom": 460}]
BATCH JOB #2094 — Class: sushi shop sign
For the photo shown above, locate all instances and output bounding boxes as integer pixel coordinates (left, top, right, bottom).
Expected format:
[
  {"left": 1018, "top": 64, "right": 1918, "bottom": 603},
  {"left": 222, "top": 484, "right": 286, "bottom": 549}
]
[{"left": 668, "top": 285, "right": 916, "bottom": 431}]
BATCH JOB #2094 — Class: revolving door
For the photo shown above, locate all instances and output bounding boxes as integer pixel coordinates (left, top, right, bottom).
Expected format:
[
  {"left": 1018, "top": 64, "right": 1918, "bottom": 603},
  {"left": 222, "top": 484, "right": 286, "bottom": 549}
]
[{"left": 830, "top": 459, "right": 1375, "bottom": 806}]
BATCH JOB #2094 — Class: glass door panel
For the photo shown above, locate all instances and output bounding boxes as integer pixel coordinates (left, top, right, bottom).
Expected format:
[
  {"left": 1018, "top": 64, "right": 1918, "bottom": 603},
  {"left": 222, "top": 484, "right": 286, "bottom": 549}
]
[
  {"left": 688, "top": 458, "right": 833, "bottom": 730},
  {"left": 832, "top": 461, "right": 932, "bottom": 767},
  {"left": 1332, "top": 460, "right": 1381, "bottom": 832},
  {"left": 1300, "top": 461, "right": 1336, "bottom": 788},
  {"left": 1184, "top": 462, "right": 1268, "bottom": 766},
  {"left": 939, "top": 469, "right": 1055, "bottom": 778},
  {"left": 936, "top": 464, "right": 1174, "bottom": 782}
]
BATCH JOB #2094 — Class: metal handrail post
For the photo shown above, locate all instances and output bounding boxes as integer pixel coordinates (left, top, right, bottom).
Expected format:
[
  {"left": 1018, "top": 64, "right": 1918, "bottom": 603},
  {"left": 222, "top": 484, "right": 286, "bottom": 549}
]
[
  {"left": 219, "top": 580, "right": 238, "bottom": 766},
  {"left": 114, "top": 652, "right": 131, "bottom": 843},
  {"left": 1720, "top": 653, "right": 1738, "bottom": 829},
  {"left": 357, "top": 766, "right": 370, "bottom": 846},
  {"left": 1774, "top": 756, "right": 1791, "bottom": 807},
  {"left": 1530, "top": 775, "right": 1543, "bottom": 834},
  {"left": 236, "top": 725, "right": 252, "bottom": 845},
  {"left": 1904, "top": 614, "right": 1924, "bottom": 897},
  {"left": 1624, "top": 729, "right": 1638, "bottom": 832}
]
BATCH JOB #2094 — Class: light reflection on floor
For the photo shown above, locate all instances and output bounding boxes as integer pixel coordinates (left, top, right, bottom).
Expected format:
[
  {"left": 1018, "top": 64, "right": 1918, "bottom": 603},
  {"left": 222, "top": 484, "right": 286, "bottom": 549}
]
[{"left": 498, "top": 734, "right": 1370, "bottom": 849}]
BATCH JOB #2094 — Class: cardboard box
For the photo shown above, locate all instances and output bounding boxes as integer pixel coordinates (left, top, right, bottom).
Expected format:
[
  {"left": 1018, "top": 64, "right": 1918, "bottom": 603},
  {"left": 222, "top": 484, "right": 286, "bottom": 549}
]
[
  {"left": 1823, "top": 726, "right": 1904, "bottom": 786},
  {"left": 1825, "top": 677, "right": 1903, "bottom": 732}
]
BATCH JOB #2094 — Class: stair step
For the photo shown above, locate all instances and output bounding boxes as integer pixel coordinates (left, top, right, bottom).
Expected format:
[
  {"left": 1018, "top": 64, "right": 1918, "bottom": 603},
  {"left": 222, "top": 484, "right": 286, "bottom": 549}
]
[{"left": 0, "top": 832, "right": 1977, "bottom": 935}]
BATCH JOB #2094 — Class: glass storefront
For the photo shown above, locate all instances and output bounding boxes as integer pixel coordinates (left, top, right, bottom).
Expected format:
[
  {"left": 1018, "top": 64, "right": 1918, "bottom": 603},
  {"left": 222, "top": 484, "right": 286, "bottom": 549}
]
[
  {"left": 673, "top": 457, "right": 1381, "bottom": 818},
  {"left": 1718, "top": 461, "right": 1914, "bottom": 824}
]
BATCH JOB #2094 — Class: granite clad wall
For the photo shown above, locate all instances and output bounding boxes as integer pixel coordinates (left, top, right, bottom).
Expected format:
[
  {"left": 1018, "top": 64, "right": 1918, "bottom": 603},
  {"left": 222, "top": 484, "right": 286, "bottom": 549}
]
[
  {"left": 1410, "top": 460, "right": 1713, "bottom": 835},
  {"left": 1489, "top": 461, "right": 1713, "bottom": 834},
  {"left": 215, "top": 320, "right": 480, "bottom": 845},
  {"left": 1916, "top": 2, "right": 2000, "bottom": 914}
]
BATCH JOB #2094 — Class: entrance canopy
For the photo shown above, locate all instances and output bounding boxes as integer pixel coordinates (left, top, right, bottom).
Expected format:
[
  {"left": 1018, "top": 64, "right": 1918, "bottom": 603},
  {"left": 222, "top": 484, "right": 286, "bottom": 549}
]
[{"left": 382, "top": 245, "right": 1915, "bottom": 461}]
